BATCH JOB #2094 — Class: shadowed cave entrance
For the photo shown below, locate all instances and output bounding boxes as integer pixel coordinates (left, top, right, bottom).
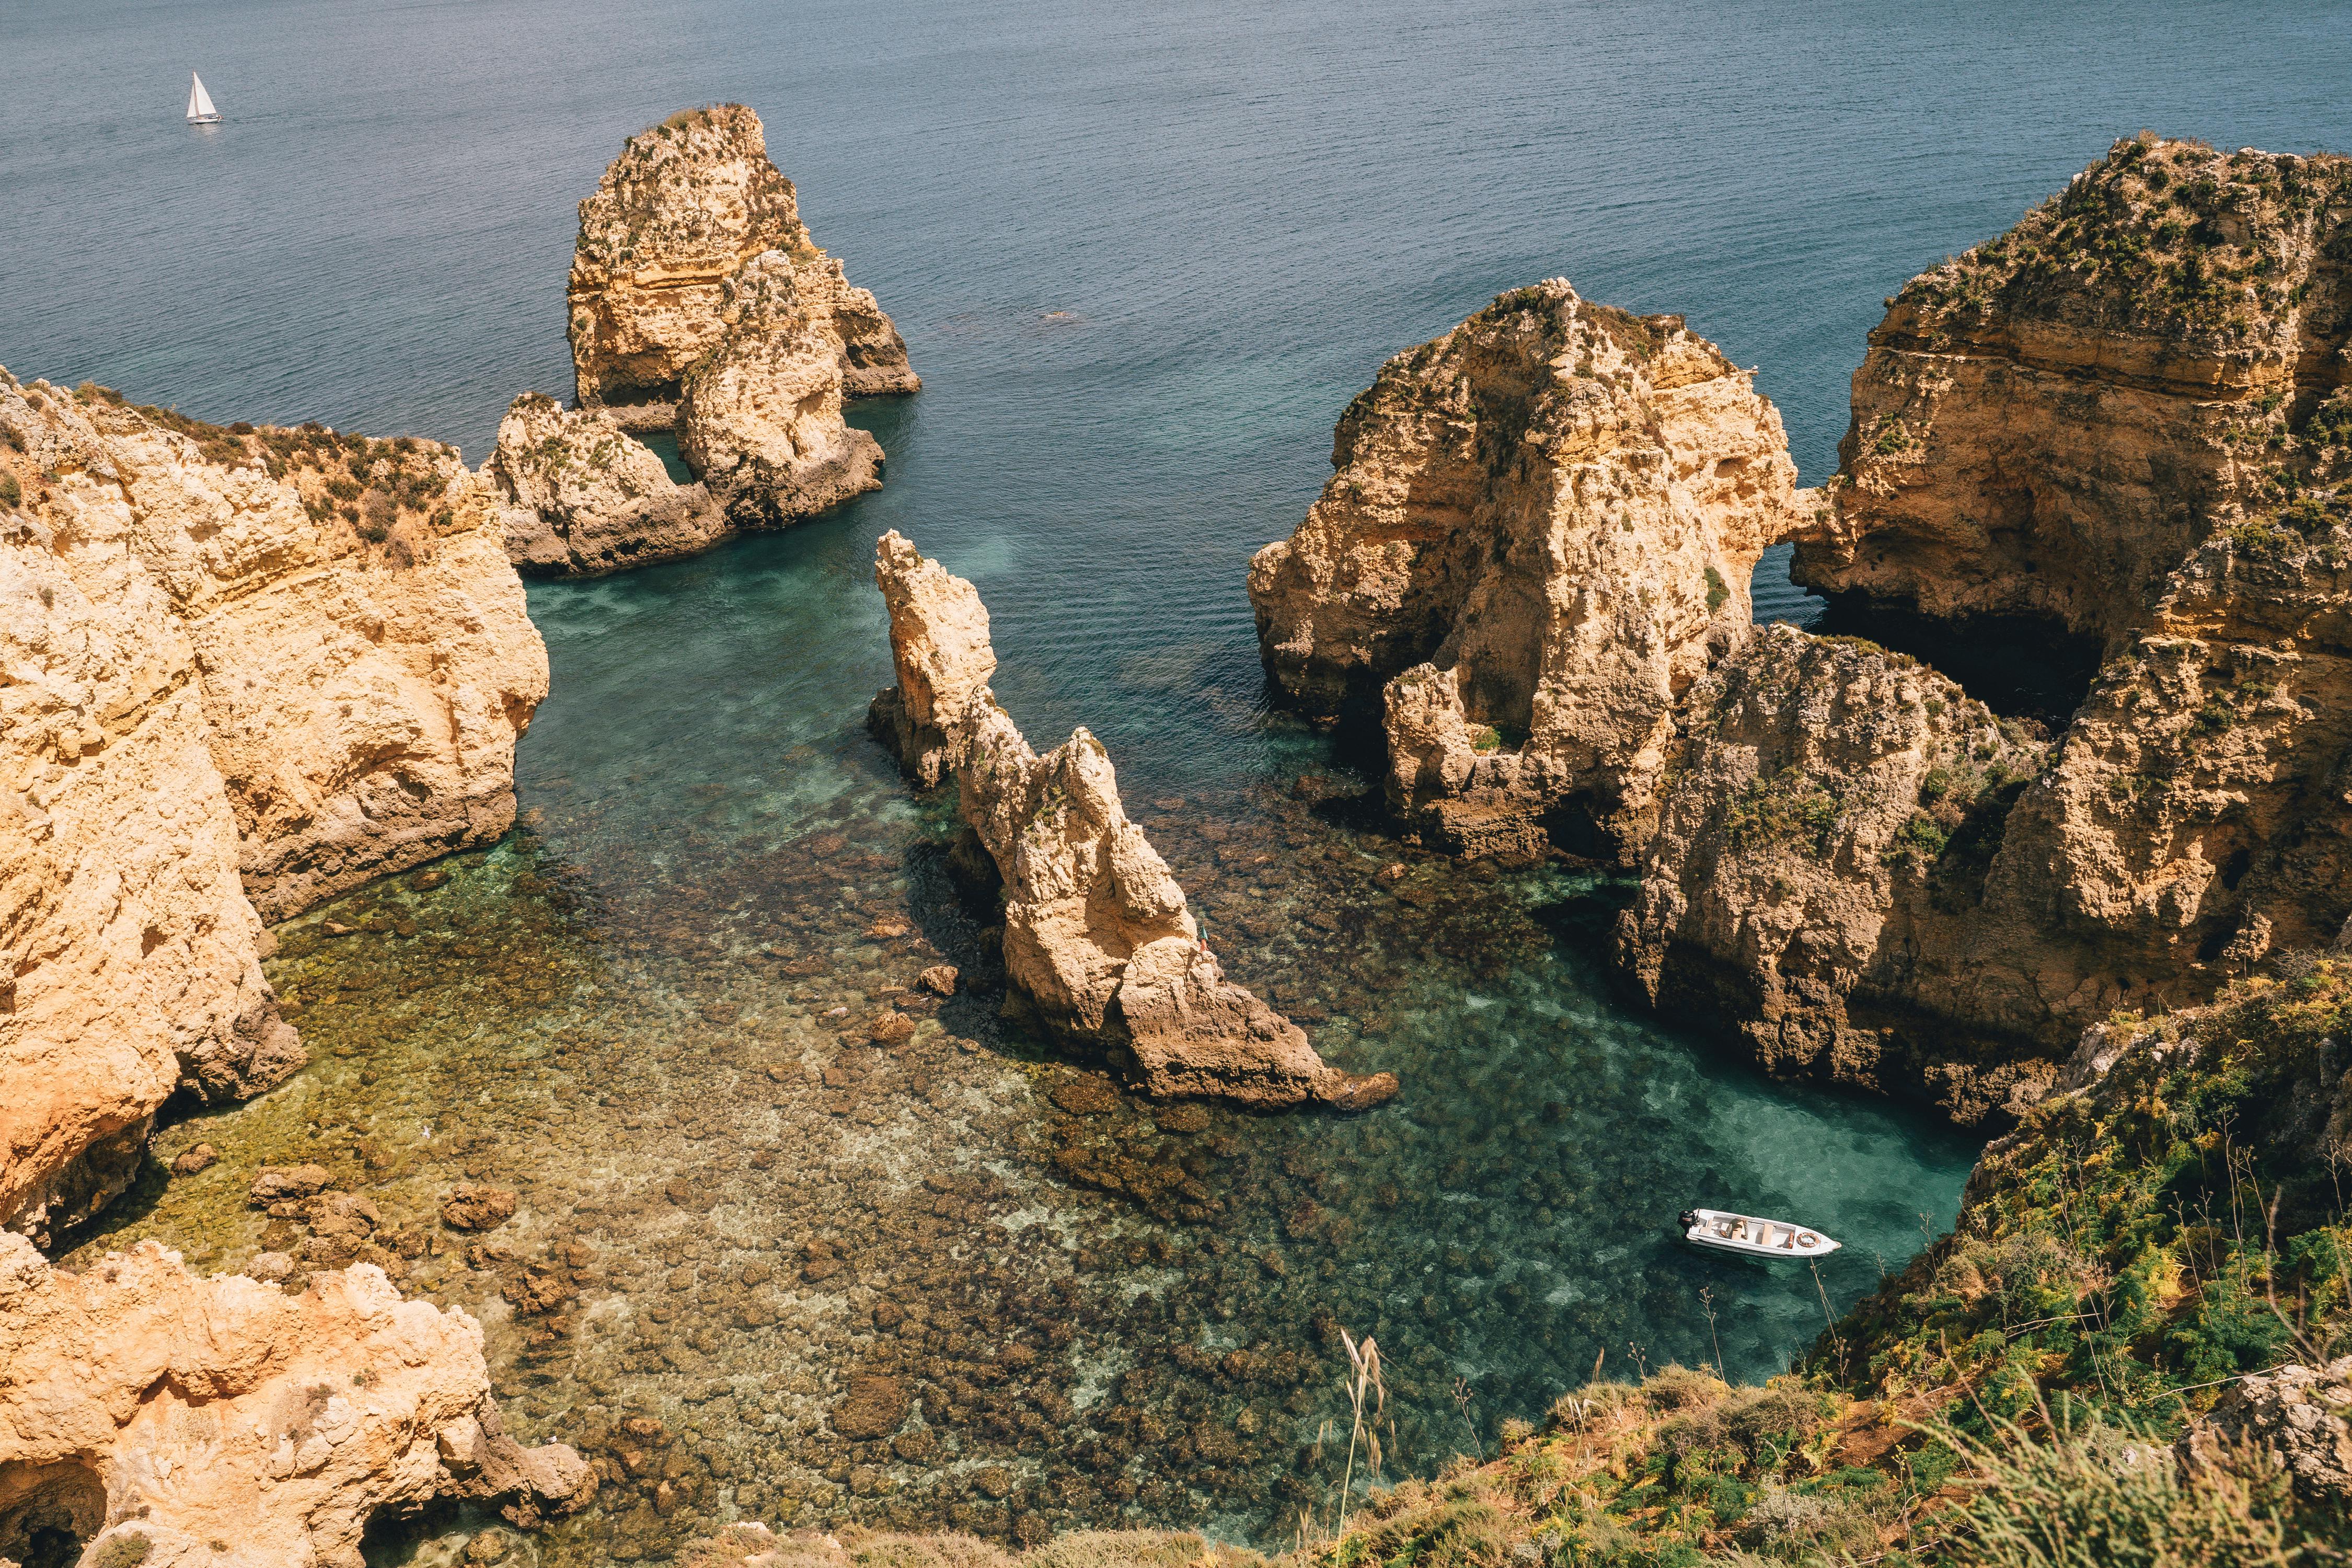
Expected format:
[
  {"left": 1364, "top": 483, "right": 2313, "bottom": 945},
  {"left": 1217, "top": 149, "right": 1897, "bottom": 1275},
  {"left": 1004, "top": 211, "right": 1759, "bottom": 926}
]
[{"left": 0, "top": 1462, "right": 105, "bottom": 1568}]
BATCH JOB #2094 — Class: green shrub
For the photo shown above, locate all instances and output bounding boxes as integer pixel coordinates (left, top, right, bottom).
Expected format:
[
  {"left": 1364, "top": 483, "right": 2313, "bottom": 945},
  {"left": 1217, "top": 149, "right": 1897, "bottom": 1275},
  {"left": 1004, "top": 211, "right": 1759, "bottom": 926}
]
[
  {"left": 1704, "top": 565, "right": 1729, "bottom": 612},
  {"left": 0, "top": 471, "right": 19, "bottom": 509}
]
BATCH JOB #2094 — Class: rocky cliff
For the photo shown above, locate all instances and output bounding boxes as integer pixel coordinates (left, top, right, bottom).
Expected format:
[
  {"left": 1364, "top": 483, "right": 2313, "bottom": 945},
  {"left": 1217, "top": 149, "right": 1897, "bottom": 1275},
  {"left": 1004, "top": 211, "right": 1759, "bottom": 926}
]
[
  {"left": 1796, "top": 137, "right": 2352, "bottom": 651},
  {"left": 871, "top": 533, "right": 1395, "bottom": 1109},
  {"left": 0, "top": 1234, "right": 589, "bottom": 1567},
  {"left": 0, "top": 373, "right": 546, "bottom": 1238},
  {"left": 1617, "top": 626, "right": 2055, "bottom": 1120},
  {"left": 1249, "top": 279, "right": 1817, "bottom": 859},
  {"left": 541, "top": 104, "right": 914, "bottom": 569},
  {"left": 487, "top": 391, "right": 726, "bottom": 575}
]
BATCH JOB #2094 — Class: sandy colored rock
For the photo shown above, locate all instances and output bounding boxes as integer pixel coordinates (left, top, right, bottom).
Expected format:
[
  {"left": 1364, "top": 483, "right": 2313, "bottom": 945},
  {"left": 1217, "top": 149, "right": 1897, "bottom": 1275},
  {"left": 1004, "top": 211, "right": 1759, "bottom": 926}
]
[
  {"left": 250, "top": 1163, "right": 334, "bottom": 1205},
  {"left": 1796, "top": 137, "right": 2352, "bottom": 651},
  {"left": 917, "top": 964, "right": 959, "bottom": 996},
  {"left": 1618, "top": 625, "right": 2053, "bottom": 1119},
  {"left": 679, "top": 251, "right": 885, "bottom": 525},
  {"left": 485, "top": 390, "right": 725, "bottom": 576},
  {"left": 440, "top": 1183, "right": 517, "bottom": 1231},
  {"left": 1250, "top": 279, "right": 1818, "bottom": 858},
  {"left": 0, "top": 374, "right": 545, "bottom": 1238},
  {"left": 2179, "top": 1355, "right": 2352, "bottom": 1502},
  {"left": 0, "top": 1233, "right": 588, "bottom": 1567},
  {"left": 568, "top": 103, "right": 914, "bottom": 408},
  {"left": 870, "top": 532, "right": 1395, "bottom": 1110}
]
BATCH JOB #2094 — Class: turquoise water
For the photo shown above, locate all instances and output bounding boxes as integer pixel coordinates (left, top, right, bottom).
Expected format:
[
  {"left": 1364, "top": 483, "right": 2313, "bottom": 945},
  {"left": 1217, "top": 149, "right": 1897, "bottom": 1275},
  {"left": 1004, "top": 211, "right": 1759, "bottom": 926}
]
[{"left": 16, "top": 0, "right": 2352, "bottom": 1558}]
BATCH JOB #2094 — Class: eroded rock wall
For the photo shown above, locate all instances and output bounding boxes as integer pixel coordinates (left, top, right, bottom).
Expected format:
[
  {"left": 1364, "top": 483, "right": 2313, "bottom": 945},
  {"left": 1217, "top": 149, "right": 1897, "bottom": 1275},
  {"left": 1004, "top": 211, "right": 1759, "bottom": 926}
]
[
  {"left": 1249, "top": 279, "right": 1817, "bottom": 860},
  {"left": 870, "top": 533, "right": 1394, "bottom": 1109},
  {"left": 0, "top": 1235, "right": 589, "bottom": 1568},
  {"left": 487, "top": 391, "right": 726, "bottom": 576},
  {"left": 0, "top": 374, "right": 546, "bottom": 1236},
  {"left": 1797, "top": 138, "right": 2352, "bottom": 649},
  {"left": 1618, "top": 626, "right": 2055, "bottom": 1121}
]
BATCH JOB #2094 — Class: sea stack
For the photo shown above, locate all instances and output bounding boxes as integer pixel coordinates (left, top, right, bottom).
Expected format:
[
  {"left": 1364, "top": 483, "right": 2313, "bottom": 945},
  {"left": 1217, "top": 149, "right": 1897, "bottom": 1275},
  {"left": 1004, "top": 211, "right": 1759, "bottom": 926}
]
[
  {"left": 0, "top": 372, "right": 547, "bottom": 1238},
  {"left": 1249, "top": 279, "right": 1820, "bottom": 861},
  {"left": 505, "top": 105, "right": 916, "bottom": 572},
  {"left": 870, "top": 532, "right": 1396, "bottom": 1111}
]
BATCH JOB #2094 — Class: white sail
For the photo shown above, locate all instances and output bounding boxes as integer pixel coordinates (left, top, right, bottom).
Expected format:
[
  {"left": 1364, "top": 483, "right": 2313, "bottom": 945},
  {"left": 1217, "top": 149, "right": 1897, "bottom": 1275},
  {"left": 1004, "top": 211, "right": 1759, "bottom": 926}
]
[{"left": 187, "top": 72, "right": 219, "bottom": 122}]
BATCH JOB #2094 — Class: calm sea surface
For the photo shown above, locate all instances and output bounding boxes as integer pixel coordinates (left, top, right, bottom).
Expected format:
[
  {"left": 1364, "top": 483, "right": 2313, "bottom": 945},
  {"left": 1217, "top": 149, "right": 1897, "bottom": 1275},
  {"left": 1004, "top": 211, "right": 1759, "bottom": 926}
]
[{"left": 11, "top": 1, "right": 2349, "bottom": 1559}]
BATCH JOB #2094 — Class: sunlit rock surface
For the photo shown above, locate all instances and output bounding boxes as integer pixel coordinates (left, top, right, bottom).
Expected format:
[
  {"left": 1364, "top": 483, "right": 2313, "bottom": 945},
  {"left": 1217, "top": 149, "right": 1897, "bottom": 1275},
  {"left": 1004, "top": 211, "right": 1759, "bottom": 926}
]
[
  {"left": 486, "top": 391, "right": 726, "bottom": 577},
  {"left": 872, "top": 532, "right": 1394, "bottom": 1110}
]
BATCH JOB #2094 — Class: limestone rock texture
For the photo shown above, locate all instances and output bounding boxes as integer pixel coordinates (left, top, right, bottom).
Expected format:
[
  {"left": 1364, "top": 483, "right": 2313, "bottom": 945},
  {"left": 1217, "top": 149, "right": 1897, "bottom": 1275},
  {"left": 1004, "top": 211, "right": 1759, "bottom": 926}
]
[
  {"left": 2179, "top": 1355, "right": 2352, "bottom": 1503},
  {"left": 554, "top": 105, "right": 915, "bottom": 561},
  {"left": 679, "top": 251, "right": 887, "bottom": 524},
  {"left": 1616, "top": 626, "right": 2055, "bottom": 1120},
  {"left": 1796, "top": 137, "right": 2352, "bottom": 649},
  {"left": 869, "top": 533, "right": 1394, "bottom": 1110},
  {"left": 0, "top": 374, "right": 546, "bottom": 1237},
  {"left": 0, "top": 1233, "right": 590, "bottom": 1568},
  {"left": 1249, "top": 279, "right": 1817, "bottom": 860},
  {"left": 485, "top": 391, "right": 725, "bottom": 576}
]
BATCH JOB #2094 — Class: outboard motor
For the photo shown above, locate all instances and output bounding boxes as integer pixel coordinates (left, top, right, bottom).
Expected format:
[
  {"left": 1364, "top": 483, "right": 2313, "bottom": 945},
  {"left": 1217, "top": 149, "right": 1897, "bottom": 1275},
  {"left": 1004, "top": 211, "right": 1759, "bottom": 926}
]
[{"left": 1676, "top": 1209, "right": 1698, "bottom": 1231}]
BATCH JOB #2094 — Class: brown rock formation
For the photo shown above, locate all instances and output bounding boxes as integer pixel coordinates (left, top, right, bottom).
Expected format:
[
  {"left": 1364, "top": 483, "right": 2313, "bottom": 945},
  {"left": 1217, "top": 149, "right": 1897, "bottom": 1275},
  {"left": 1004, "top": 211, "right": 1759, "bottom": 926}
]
[
  {"left": 2180, "top": 1355, "right": 2352, "bottom": 1504},
  {"left": 1249, "top": 279, "right": 1817, "bottom": 859},
  {"left": 0, "top": 1234, "right": 590, "bottom": 1567},
  {"left": 1617, "top": 625, "right": 2054, "bottom": 1120},
  {"left": 679, "top": 251, "right": 886, "bottom": 523},
  {"left": 869, "top": 533, "right": 1394, "bottom": 1109},
  {"left": 486, "top": 391, "right": 725, "bottom": 575},
  {"left": 0, "top": 374, "right": 546, "bottom": 1236},
  {"left": 1796, "top": 137, "right": 2352, "bottom": 651}
]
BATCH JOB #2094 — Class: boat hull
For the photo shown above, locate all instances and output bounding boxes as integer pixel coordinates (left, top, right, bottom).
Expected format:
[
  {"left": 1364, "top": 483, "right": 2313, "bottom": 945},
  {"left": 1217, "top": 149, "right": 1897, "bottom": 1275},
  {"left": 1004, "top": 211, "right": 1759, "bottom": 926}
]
[{"left": 1679, "top": 1207, "right": 1840, "bottom": 1262}]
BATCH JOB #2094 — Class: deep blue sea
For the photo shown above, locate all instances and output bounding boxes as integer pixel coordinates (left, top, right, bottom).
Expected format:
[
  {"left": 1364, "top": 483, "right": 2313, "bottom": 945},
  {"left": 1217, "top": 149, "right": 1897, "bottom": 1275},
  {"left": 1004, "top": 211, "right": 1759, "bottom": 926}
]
[{"left": 11, "top": 1, "right": 2349, "bottom": 1558}]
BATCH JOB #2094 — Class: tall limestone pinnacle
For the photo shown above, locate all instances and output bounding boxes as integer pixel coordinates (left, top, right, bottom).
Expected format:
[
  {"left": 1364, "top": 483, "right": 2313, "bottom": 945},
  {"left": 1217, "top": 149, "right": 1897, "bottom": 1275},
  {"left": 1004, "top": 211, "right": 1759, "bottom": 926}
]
[
  {"left": 1249, "top": 279, "right": 1821, "bottom": 862},
  {"left": 868, "top": 532, "right": 1397, "bottom": 1111}
]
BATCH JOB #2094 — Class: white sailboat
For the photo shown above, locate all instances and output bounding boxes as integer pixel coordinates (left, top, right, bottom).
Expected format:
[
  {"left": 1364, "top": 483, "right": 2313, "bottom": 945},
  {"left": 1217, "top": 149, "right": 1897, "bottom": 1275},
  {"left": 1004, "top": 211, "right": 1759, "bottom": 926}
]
[{"left": 186, "top": 72, "right": 222, "bottom": 125}]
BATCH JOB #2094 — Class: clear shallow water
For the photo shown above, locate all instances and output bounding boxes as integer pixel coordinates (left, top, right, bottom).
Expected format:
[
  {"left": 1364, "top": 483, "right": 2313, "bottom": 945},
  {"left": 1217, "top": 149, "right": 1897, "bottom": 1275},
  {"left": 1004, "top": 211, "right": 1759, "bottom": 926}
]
[{"left": 15, "top": 0, "right": 2352, "bottom": 1559}]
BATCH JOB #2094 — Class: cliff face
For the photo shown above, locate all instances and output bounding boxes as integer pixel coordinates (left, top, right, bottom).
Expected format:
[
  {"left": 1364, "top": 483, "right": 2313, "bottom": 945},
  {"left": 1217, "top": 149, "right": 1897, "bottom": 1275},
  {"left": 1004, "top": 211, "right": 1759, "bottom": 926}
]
[
  {"left": 1972, "top": 498, "right": 2352, "bottom": 1023},
  {"left": 567, "top": 103, "right": 916, "bottom": 409},
  {"left": 1797, "top": 139, "right": 2352, "bottom": 649},
  {"left": 1249, "top": 279, "right": 1816, "bottom": 859},
  {"left": 0, "top": 1235, "right": 589, "bottom": 1567},
  {"left": 487, "top": 391, "right": 726, "bottom": 576},
  {"left": 871, "top": 533, "right": 1395, "bottom": 1109},
  {"left": 678, "top": 251, "right": 886, "bottom": 523},
  {"left": 1618, "top": 626, "right": 2055, "bottom": 1121},
  {"left": 0, "top": 374, "right": 546, "bottom": 1237}
]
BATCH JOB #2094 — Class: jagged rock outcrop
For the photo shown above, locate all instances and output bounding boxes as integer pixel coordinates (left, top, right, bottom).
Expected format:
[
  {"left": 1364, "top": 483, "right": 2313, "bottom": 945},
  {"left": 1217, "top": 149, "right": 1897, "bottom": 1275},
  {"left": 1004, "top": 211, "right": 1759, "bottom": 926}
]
[
  {"left": 0, "top": 1234, "right": 591, "bottom": 1567},
  {"left": 1249, "top": 279, "right": 1817, "bottom": 859},
  {"left": 1796, "top": 137, "right": 2352, "bottom": 651},
  {"left": 870, "top": 533, "right": 1394, "bottom": 1110},
  {"left": 486, "top": 391, "right": 725, "bottom": 575},
  {"left": 0, "top": 373, "right": 546, "bottom": 1236},
  {"left": 1617, "top": 626, "right": 2055, "bottom": 1120},
  {"left": 679, "top": 251, "right": 886, "bottom": 523},
  {"left": 2180, "top": 1355, "right": 2352, "bottom": 1503}
]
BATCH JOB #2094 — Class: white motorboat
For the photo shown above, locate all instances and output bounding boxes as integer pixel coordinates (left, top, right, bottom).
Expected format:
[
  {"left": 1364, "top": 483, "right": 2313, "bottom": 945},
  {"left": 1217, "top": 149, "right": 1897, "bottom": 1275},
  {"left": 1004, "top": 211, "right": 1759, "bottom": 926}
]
[
  {"left": 1678, "top": 1207, "right": 1841, "bottom": 1261},
  {"left": 187, "top": 72, "right": 222, "bottom": 125}
]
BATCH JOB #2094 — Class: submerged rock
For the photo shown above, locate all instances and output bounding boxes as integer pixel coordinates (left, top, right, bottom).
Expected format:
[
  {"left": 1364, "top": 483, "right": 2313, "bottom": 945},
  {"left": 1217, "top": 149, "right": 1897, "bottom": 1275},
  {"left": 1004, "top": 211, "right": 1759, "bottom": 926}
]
[
  {"left": 0, "top": 1233, "right": 589, "bottom": 1566},
  {"left": 0, "top": 374, "right": 544, "bottom": 1237},
  {"left": 869, "top": 532, "right": 1394, "bottom": 1110},
  {"left": 486, "top": 391, "right": 726, "bottom": 576},
  {"left": 1249, "top": 278, "right": 1818, "bottom": 859}
]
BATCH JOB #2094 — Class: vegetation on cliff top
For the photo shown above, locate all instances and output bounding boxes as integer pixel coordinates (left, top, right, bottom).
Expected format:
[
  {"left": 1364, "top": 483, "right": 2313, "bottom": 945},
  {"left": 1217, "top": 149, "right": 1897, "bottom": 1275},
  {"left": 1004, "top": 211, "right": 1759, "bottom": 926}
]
[{"left": 1896, "top": 135, "right": 2352, "bottom": 344}]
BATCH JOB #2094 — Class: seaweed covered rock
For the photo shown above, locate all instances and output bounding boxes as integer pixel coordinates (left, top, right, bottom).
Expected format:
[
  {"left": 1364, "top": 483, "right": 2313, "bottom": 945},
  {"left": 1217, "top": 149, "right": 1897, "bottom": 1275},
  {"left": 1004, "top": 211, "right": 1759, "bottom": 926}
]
[
  {"left": 1249, "top": 278, "right": 1817, "bottom": 859},
  {"left": 1618, "top": 625, "right": 2050, "bottom": 1119},
  {"left": 1797, "top": 137, "right": 2352, "bottom": 651},
  {"left": 0, "top": 374, "right": 544, "bottom": 1236},
  {"left": 485, "top": 391, "right": 724, "bottom": 575},
  {"left": 0, "top": 1235, "right": 590, "bottom": 1566},
  {"left": 870, "top": 532, "right": 1393, "bottom": 1109}
]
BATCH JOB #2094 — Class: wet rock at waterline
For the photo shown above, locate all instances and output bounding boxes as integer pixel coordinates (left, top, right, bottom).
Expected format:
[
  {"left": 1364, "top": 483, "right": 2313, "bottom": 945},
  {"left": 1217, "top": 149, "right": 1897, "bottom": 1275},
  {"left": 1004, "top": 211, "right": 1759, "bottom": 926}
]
[
  {"left": 0, "top": 1233, "right": 590, "bottom": 1566},
  {"left": 871, "top": 531, "right": 1396, "bottom": 1110},
  {"left": 487, "top": 392, "right": 728, "bottom": 576}
]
